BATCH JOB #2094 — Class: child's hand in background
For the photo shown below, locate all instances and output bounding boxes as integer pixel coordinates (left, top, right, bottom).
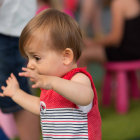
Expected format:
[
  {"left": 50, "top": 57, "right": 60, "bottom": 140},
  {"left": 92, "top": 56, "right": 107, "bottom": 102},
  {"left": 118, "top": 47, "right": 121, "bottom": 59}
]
[
  {"left": 19, "top": 67, "right": 53, "bottom": 90},
  {"left": 0, "top": 73, "right": 20, "bottom": 98}
]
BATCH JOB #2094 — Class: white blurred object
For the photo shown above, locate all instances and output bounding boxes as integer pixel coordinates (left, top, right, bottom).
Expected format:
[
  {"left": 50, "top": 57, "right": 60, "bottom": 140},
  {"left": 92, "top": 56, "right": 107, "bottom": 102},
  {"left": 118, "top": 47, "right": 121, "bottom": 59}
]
[{"left": 0, "top": 0, "right": 37, "bottom": 37}]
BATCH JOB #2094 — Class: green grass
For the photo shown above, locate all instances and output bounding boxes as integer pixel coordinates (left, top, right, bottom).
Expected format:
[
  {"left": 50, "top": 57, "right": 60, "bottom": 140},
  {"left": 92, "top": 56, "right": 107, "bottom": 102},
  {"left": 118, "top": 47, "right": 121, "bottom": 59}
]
[
  {"left": 98, "top": 95, "right": 140, "bottom": 140},
  {"left": 13, "top": 64, "right": 140, "bottom": 140}
]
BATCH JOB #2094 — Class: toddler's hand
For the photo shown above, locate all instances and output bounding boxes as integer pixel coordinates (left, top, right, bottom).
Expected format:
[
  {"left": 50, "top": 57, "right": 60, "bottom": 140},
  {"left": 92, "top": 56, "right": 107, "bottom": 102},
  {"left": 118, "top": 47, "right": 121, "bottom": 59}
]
[
  {"left": 0, "top": 73, "right": 20, "bottom": 98},
  {"left": 19, "top": 67, "right": 53, "bottom": 90}
]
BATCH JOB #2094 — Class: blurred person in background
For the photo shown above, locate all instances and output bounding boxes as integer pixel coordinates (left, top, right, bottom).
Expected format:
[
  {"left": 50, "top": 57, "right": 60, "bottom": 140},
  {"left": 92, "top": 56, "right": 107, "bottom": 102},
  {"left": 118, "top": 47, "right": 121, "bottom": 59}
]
[
  {"left": 0, "top": 0, "right": 41, "bottom": 140},
  {"left": 63, "top": 0, "right": 79, "bottom": 15},
  {"left": 36, "top": 0, "right": 51, "bottom": 15},
  {"left": 79, "top": 0, "right": 103, "bottom": 38},
  {"left": 51, "top": 0, "right": 75, "bottom": 18},
  {"left": 36, "top": 0, "right": 75, "bottom": 18},
  {"left": 79, "top": 0, "right": 140, "bottom": 67}
]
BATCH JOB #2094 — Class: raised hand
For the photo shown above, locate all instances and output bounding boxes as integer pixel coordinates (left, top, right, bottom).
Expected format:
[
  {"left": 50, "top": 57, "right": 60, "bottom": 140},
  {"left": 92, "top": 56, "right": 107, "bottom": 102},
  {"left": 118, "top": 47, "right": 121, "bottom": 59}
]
[
  {"left": 19, "top": 67, "right": 53, "bottom": 90},
  {"left": 0, "top": 73, "right": 20, "bottom": 98}
]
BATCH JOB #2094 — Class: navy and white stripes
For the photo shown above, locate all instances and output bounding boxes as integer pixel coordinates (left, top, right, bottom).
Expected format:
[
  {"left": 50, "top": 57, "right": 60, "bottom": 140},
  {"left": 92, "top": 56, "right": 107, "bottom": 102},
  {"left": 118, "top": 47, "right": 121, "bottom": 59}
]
[{"left": 40, "top": 108, "right": 89, "bottom": 140}]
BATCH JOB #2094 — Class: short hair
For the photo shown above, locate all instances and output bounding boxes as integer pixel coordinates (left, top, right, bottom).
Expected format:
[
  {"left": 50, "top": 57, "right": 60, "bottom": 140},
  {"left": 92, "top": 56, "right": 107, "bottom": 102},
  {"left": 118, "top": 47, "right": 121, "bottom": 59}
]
[{"left": 19, "top": 9, "right": 83, "bottom": 61}]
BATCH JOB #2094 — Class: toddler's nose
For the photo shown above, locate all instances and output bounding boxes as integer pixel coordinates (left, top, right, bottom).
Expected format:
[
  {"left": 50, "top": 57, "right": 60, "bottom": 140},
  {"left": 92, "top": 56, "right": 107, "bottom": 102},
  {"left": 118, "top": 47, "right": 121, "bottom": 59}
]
[{"left": 27, "top": 61, "right": 35, "bottom": 70}]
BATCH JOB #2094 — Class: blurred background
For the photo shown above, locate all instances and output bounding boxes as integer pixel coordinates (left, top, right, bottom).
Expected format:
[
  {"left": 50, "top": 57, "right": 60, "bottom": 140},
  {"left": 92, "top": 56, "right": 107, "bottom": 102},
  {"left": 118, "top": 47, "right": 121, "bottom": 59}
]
[{"left": 0, "top": 0, "right": 140, "bottom": 140}]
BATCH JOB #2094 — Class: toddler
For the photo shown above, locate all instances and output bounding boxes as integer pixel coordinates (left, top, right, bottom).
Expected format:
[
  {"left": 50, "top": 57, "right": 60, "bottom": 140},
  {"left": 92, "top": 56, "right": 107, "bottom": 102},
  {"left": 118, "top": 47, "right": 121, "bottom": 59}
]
[{"left": 0, "top": 9, "right": 101, "bottom": 140}]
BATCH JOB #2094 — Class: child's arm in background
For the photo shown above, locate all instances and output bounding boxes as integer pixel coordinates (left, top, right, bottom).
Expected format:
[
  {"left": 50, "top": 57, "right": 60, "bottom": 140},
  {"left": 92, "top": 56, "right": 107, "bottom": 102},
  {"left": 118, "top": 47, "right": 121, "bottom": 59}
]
[
  {"left": 19, "top": 67, "right": 94, "bottom": 106},
  {"left": 0, "top": 73, "right": 40, "bottom": 115}
]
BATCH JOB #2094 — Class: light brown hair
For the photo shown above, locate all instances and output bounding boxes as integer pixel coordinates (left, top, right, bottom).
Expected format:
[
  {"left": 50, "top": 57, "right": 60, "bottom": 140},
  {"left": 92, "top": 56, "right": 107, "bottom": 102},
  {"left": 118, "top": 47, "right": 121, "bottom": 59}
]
[{"left": 19, "top": 9, "right": 83, "bottom": 61}]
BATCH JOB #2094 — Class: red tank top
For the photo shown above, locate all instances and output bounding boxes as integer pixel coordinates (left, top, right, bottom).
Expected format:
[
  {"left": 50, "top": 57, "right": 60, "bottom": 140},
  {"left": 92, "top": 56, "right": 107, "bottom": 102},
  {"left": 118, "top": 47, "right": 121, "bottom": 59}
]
[{"left": 40, "top": 67, "right": 101, "bottom": 140}]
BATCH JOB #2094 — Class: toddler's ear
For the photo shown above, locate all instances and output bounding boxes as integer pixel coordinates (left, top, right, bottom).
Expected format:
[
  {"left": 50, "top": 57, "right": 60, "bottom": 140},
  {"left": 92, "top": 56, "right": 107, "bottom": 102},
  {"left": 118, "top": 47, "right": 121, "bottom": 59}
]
[{"left": 62, "top": 48, "right": 74, "bottom": 65}]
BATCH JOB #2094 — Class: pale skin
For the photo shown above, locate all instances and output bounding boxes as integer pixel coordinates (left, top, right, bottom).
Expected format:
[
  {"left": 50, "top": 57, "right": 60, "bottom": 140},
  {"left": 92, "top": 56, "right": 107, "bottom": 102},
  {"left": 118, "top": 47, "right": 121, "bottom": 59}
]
[{"left": 0, "top": 43, "right": 94, "bottom": 116}]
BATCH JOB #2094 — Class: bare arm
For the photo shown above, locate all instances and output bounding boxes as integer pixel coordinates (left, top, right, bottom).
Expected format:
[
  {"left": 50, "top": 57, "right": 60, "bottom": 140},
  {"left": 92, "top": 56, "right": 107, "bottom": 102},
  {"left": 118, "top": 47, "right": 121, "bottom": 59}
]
[
  {"left": 12, "top": 89, "right": 40, "bottom": 115},
  {"left": 0, "top": 73, "right": 40, "bottom": 115},
  {"left": 92, "top": 0, "right": 124, "bottom": 47},
  {"left": 19, "top": 68, "right": 94, "bottom": 106},
  {"left": 79, "top": 0, "right": 94, "bottom": 31},
  {"left": 52, "top": 73, "right": 94, "bottom": 106}
]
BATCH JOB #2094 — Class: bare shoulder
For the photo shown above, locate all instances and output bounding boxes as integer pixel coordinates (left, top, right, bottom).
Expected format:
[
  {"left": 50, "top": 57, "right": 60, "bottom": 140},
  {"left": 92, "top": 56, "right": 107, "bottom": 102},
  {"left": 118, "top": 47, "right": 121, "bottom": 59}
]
[
  {"left": 111, "top": 0, "right": 125, "bottom": 9},
  {"left": 71, "top": 73, "right": 92, "bottom": 88},
  {"left": 111, "top": 0, "right": 137, "bottom": 17},
  {"left": 110, "top": 0, "right": 125, "bottom": 16},
  {"left": 111, "top": 0, "right": 125, "bottom": 5}
]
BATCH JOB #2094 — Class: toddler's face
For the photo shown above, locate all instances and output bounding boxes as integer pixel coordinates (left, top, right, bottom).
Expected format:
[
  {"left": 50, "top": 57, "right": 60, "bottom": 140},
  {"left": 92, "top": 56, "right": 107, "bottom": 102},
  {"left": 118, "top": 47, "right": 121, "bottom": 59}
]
[{"left": 24, "top": 43, "right": 64, "bottom": 77}]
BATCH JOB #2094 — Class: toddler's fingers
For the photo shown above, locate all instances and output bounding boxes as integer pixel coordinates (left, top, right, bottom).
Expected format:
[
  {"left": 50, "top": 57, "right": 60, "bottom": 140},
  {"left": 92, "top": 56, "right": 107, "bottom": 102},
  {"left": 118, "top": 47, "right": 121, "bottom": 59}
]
[
  {"left": 11, "top": 73, "right": 17, "bottom": 81},
  {"left": 19, "top": 72, "right": 29, "bottom": 77},
  {"left": 30, "top": 78, "right": 35, "bottom": 82},
  {"left": 8, "top": 77, "right": 12, "bottom": 82},
  {"left": 32, "top": 83, "right": 39, "bottom": 89},
  {"left": 22, "top": 67, "right": 36, "bottom": 76},
  {"left": 1, "top": 86, "right": 6, "bottom": 91},
  {"left": 11, "top": 73, "right": 15, "bottom": 78},
  {"left": 19, "top": 72, "right": 33, "bottom": 79},
  {"left": 6, "top": 79, "right": 10, "bottom": 85},
  {"left": 0, "top": 93, "right": 5, "bottom": 97},
  {"left": 22, "top": 67, "right": 30, "bottom": 72},
  {"left": 19, "top": 72, "right": 37, "bottom": 81}
]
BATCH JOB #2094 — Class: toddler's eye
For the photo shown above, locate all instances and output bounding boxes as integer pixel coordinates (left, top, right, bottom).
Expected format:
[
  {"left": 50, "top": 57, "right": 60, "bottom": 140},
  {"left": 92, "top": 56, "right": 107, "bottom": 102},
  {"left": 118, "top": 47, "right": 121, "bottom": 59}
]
[
  {"left": 25, "top": 55, "right": 29, "bottom": 59},
  {"left": 35, "top": 57, "right": 40, "bottom": 61}
]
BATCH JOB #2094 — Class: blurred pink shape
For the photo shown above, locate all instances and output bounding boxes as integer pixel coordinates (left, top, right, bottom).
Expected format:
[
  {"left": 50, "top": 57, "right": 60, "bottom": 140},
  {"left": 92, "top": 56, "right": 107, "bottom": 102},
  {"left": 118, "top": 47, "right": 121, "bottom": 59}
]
[
  {"left": 102, "top": 60, "right": 140, "bottom": 114},
  {"left": 0, "top": 110, "right": 18, "bottom": 139},
  {"left": 64, "top": 0, "right": 79, "bottom": 12}
]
